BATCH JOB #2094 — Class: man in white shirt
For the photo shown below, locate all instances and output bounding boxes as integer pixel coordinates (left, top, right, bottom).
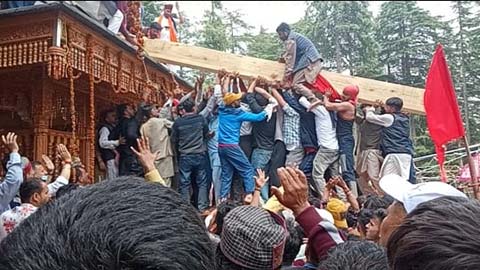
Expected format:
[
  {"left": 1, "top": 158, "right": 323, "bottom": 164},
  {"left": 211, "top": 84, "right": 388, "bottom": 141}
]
[
  {"left": 98, "top": 109, "right": 125, "bottom": 180},
  {"left": 0, "top": 178, "right": 50, "bottom": 241},
  {"left": 365, "top": 97, "right": 414, "bottom": 182},
  {"left": 299, "top": 97, "right": 340, "bottom": 198}
]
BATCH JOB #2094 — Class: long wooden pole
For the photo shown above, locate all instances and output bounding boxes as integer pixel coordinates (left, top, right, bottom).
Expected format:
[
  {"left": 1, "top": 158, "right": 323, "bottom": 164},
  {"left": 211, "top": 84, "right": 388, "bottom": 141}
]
[{"left": 463, "top": 136, "right": 479, "bottom": 199}]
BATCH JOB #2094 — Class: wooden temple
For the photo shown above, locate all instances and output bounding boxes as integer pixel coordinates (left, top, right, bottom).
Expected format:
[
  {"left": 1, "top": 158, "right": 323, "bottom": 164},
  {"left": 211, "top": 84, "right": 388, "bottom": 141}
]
[{"left": 0, "top": 3, "right": 192, "bottom": 181}]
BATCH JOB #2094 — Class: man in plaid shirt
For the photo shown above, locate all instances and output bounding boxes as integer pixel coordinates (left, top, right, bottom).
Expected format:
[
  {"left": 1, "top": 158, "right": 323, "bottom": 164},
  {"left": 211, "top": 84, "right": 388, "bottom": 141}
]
[{"left": 271, "top": 88, "right": 303, "bottom": 167}]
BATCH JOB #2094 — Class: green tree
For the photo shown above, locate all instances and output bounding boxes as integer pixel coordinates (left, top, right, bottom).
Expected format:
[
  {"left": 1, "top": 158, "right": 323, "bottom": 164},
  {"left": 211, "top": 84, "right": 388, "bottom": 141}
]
[
  {"left": 224, "top": 10, "right": 254, "bottom": 54},
  {"left": 197, "top": 1, "right": 229, "bottom": 51},
  {"left": 376, "top": 1, "right": 449, "bottom": 157},
  {"left": 450, "top": 1, "right": 480, "bottom": 143},
  {"left": 142, "top": 1, "right": 163, "bottom": 26},
  {"left": 298, "top": 1, "right": 380, "bottom": 77},
  {"left": 246, "top": 26, "right": 282, "bottom": 61}
]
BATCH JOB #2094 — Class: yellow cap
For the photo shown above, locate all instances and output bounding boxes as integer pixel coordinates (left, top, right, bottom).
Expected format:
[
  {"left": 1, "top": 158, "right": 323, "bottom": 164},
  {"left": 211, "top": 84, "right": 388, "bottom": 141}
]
[
  {"left": 223, "top": 92, "right": 243, "bottom": 106},
  {"left": 326, "top": 198, "right": 348, "bottom": 229}
]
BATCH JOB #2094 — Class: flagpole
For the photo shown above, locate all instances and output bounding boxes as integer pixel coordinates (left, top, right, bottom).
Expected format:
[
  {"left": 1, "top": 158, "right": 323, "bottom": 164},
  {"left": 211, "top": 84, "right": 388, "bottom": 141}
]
[{"left": 463, "top": 136, "right": 480, "bottom": 199}]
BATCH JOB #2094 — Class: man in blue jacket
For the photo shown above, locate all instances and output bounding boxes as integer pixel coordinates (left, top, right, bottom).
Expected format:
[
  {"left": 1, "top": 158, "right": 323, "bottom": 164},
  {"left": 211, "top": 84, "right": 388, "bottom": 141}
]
[{"left": 218, "top": 92, "right": 270, "bottom": 203}]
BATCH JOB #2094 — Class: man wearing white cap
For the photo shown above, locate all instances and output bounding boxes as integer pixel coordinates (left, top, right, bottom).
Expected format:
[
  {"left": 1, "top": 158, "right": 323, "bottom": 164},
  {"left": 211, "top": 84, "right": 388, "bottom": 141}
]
[{"left": 377, "top": 174, "right": 467, "bottom": 246}]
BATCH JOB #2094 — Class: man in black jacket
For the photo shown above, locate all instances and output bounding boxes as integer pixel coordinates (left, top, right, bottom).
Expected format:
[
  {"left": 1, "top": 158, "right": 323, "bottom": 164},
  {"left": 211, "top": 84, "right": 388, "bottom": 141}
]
[
  {"left": 113, "top": 103, "right": 143, "bottom": 177},
  {"left": 171, "top": 98, "right": 210, "bottom": 212}
]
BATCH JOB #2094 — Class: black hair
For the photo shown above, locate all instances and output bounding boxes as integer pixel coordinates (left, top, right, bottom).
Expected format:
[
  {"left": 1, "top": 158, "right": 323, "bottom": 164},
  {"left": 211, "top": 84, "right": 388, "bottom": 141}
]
[
  {"left": 178, "top": 98, "right": 195, "bottom": 113},
  {"left": 101, "top": 109, "right": 116, "bottom": 121},
  {"left": 55, "top": 183, "right": 79, "bottom": 199},
  {"left": 317, "top": 241, "right": 388, "bottom": 270},
  {"left": 346, "top": 209, "right": 358, "bottom": 228},
  {"left": 357, "top": 208, "right": 373, "bottom": 235},
  {"left": 282, "top": 218, "right": 304, "bottom": 266},
  {"left": 276, "top": 22, "right": 290, "bottom": 33},
  {"left": 308, "top": 195, "right": 322, "bottom": 209},
  {"left": 387, "top": 196, "right": 480, "bottom": 270},
  {"left": 117, "top": 103, "right": 129, "bottom": 119},
  {"left": 254, "top": 92, "right": 269, "bottom": 107},
  {"left": 386, "top": 97, "right": 403, "bottom": 112},
  {"left": 19, "top": 178, "right": 44, "bottom": 203},
  {"left": 363, "top": 195, "right": 391, "bottom": 211},
  {"left": 150, "top": 22, "right": 162, "bottom": 30},
  {"left": 0, "top": 177, "right": 215, "bottom": 270},
  {"left": 215, "top": 200, "right": 241, "bottom": 235},
  {"left": 372, "top": 208, "right": 387, "bottom": 222}
]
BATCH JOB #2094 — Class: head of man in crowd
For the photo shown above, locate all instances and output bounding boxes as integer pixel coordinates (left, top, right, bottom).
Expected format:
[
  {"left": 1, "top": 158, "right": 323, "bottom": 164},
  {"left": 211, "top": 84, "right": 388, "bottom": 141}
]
[
  {"left": 366, "top": 208, "right": 387, "bottom": 243},
  {"left": 103, "top": 109, "right": 117, "bottom": 126},
  {"left": 387, "top": 196, "right": 480, "bottom": 270},
  {"left": 276, "top": 22, "right": 291, "bottom": 41},
  {"left": 223, "top": 93, "right": 243, "bottom": 108},
  {"left": 20, "top": 178, "right": 50, "bottom": 207},
  {"left": 117, "top": 103, "right": 135, "bottom": 120},
  {"left": 141, "top": 104, "right": 160, "bottom": 120},
  {"left": 384, "top": 97, "right": 403, "bottom": 114},
  {"left": 31, "top": 161, "right": 48, "bottom": 180},
  {"left": 378, "top": 174, "right": 467, "bottom": 246},
  {"left": 148, "top": 22, "right": 162, "bottom": 39},
  {"left": 341, "top": 85, "right": 359, "bottom": 103},
  {"left": 163, "top": 4, "right": 173, "bottom": 18},
  {"left": 317, "top": 241, "right": 388, "bottom": 270},
  {"left": 0, "top": 177, "right": 215, "bottom": 269},
  {"left": 177, "top": 97, "right": 196, "bottom": 116},
  {"left": 216, "top": 205, "right": 287, "bottom": 270}
]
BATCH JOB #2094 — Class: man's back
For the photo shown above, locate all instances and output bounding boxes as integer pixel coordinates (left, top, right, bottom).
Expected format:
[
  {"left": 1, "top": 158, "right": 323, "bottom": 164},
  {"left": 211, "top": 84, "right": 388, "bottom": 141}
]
[
  {"left": 289, "top": 31, "right": 322, "bottom": 72},
  {"left": 172, "top": 114, "right": 208, "bottom": 155}
]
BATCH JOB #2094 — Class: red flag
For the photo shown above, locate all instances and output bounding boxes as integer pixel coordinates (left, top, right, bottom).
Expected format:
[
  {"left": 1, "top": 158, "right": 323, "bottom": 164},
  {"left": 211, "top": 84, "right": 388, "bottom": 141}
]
[
  {"left": 424, "top": 44, "right": 465, "bottom": 181},
  {"left": 306, "top": 74, "right": 342, "bottom": 101}
]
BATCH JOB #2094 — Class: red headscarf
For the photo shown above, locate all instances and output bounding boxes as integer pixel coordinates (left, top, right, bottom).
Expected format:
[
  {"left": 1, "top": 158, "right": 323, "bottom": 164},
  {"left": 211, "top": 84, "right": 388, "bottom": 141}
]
[{"left": 343, "top": 85, "right": 359, "bottom": 105}]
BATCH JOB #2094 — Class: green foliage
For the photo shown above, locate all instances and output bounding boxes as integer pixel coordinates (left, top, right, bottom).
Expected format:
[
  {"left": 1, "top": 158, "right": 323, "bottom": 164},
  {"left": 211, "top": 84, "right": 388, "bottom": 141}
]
[
  {"left": 300, "top": 1, "right": 381, "bottom": 77},
  {"left": 142, "top": 1, "right": 164, "bottom": 26},
  {"left": 246, "top": 27, "right": 282, "bottom": 61}
]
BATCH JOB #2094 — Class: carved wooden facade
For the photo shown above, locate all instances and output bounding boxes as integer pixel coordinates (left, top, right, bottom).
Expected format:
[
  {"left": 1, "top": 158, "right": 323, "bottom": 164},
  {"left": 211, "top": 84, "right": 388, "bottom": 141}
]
[{"left": 0, "top": 3, "right": 191, "bottom": 181}]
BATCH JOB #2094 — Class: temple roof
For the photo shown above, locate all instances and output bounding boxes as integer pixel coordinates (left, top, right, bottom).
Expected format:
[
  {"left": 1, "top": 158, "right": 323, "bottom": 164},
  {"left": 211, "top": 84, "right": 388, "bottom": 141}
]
[{"left": 0, "top": 2, "right": 192, "bottom": 91}]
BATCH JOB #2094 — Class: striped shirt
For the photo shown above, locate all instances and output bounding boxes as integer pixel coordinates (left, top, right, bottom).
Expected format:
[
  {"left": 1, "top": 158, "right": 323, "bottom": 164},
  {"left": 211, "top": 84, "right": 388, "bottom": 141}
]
[{"left": 282, "top": 103, "right": 301, "bottom": 151}]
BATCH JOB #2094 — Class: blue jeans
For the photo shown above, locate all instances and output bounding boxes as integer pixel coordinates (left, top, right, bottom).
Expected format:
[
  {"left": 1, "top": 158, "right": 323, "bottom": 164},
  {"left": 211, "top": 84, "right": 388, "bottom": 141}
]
[
  {"left": 208, "top": 150, "right": 222, "bottom": 203},
  {"left": 338, "top": 135, "right": 356, "bottom": 183},
  {"left": 178, "top": 153, "right": 209, "bottom": 211},
  {"left": 219, "top": 145, "right": 255, "bottom": 199},
  {"left": 251, "top": 148, "right": 273, "bottom": 201}
]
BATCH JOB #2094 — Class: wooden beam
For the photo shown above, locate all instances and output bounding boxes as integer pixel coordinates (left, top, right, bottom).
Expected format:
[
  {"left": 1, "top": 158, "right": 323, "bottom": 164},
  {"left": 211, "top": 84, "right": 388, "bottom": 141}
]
[{"left": 144, "top": 39, "right": 425, "bottom": 114}]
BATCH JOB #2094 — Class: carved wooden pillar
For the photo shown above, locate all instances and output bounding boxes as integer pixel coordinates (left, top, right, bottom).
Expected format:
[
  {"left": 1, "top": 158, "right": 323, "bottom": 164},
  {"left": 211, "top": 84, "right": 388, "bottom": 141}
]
[{"left": 32, "top": 77, "right": 50, "bottom": 161}]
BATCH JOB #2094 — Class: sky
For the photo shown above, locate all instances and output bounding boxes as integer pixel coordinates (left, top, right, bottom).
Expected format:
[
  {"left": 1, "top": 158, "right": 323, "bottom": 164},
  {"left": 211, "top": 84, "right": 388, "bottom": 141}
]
[{"left": 176, "top": 1, "right": 458, "bottom": 33}]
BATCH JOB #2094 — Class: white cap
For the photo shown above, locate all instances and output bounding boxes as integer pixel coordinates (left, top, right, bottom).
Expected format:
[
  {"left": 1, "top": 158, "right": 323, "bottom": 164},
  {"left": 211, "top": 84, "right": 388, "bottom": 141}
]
[
  {"left": 315, "top": 208, "right": 335, "bottom": 224},
  {"left": 379, "top": 174, "right": 468, "bottom": 213}
]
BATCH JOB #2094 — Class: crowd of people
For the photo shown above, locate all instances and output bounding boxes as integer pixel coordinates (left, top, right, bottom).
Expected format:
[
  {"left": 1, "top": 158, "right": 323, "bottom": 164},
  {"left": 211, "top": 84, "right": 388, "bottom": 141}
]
[{"left": 0, "top": 1, "right": 479, "bottom": 268}]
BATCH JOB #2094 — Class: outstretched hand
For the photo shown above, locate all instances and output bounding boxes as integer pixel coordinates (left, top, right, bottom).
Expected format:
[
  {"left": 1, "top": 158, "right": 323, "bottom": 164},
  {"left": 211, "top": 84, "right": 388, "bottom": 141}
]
[
  {"left": 56, "top": 144, "right": 72, "bottom": 164},
  {"left": 2, "top": 132, "right": 19, "bottom": 153},
  {"left": 42, "top": 155, "right": 55, "bottom": 172},
  {"left": 254, "top": 169, "right": 269, "bottom": 189},
  {"left": 271, "top": 167, "right": 310, "bottom": 216},
  {"left": 131, "top": 136, "right": 158, "bottom": 173}
]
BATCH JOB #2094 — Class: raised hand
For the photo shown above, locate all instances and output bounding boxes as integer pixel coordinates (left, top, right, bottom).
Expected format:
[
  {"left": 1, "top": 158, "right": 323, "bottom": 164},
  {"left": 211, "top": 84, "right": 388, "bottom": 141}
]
[
  {"left": 254, "top": 169, "right": 269, "bottom": 190},
  {"left": 131, "top": 136, "right": 158, "bottom": 173},
  {"left": 271, "top": 167, "right": 309, "bottom": 216},
  {"left": 42, "top": 155, "right": 55, "bottom": 172},
  {"left": 56, "top": 144, "right": 72, "bottom": 163},
  {"left": 2, "top": 132, "right": 19, "bottom": 153}
]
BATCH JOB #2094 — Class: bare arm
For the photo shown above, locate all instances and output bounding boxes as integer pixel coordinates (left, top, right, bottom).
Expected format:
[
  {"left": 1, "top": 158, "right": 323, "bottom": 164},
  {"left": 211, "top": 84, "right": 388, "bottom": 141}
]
[
  {"left": 271, "top": 88, "right": 286, "bottom": 107},
  {"left": 254, "top": 86, "right": 273, "bottom": 100},
  {"left": 323, "top": 95, "right": 353, "bottom": 112}
]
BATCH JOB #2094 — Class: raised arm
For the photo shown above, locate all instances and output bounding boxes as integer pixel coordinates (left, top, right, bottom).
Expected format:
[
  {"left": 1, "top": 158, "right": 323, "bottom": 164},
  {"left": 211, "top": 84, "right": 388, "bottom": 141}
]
[
  {"left": 271, "top": 88, "right": 286, "bottom": 108},
  {"left": 0, "top": 133, "right": 22, "bottom": 210},
  {"left": 323, "top": 92, "right": 353, "bottom": 112},
  {"left": 239, "top": 110, "right": 267, "bottom": 123},
  {"left": 48, "top": 144, "right": 72, "bottom": 196},
  {"left": 365, "top": 107, "right": 394, "bottom": 127}
]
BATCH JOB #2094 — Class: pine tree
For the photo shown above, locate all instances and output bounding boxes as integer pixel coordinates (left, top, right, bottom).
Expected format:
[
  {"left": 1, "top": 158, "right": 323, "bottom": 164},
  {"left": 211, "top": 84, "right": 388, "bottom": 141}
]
[
  {"left": 298, "top": 1, "right": 380, "bottom": 77},
  {"left": 246, "top": 26, "right": 282, "bottom": 61}
]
